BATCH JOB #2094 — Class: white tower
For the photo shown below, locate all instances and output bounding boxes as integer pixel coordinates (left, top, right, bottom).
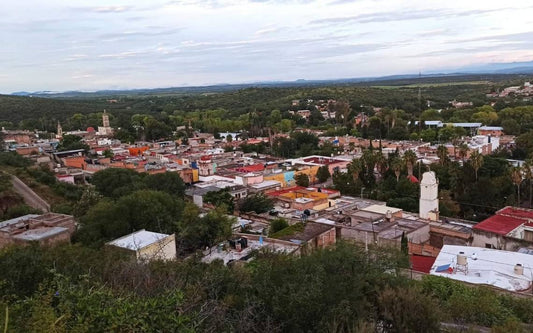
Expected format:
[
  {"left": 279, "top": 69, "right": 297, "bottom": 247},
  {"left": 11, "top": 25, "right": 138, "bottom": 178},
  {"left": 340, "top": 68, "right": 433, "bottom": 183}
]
[
  {"left": 56, "top": 121, "right": 63, "bottom": 139},
  {"left": 419, "top": 171, "right": 439, "bottom": 221}
]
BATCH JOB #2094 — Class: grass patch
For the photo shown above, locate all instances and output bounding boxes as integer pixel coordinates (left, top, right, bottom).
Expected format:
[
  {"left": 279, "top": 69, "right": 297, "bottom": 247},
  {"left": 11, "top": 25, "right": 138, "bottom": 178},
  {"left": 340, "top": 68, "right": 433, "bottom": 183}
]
[
  {"left": 270, "top": 222, "right": 305, "bottom": 239},
  {"left": 371, "top": 81, "right": 489, "bottom": 89}
]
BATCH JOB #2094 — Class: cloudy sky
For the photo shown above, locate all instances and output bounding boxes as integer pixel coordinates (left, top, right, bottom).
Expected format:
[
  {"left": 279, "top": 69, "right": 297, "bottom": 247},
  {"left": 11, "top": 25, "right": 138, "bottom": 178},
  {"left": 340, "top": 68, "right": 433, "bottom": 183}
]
[{"left": 1, "top": 0, "right": 533, "bottom": 92}]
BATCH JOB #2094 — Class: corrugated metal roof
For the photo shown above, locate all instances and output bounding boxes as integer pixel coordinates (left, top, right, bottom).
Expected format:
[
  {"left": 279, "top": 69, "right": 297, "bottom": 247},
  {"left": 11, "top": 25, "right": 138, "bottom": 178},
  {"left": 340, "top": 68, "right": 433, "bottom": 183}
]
[{"left": 473, "top": 214, "right": 524, "bottom": 235}]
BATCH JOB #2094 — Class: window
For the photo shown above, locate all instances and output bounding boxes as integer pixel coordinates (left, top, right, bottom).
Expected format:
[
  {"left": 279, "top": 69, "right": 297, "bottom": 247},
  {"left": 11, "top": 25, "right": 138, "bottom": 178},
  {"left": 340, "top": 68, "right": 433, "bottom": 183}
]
[
  {"left": 524, "top": 230, "right": 533, "bottom": 242},
  {"left": 485, "top": 243, "right": 492, "bottom": 249}
]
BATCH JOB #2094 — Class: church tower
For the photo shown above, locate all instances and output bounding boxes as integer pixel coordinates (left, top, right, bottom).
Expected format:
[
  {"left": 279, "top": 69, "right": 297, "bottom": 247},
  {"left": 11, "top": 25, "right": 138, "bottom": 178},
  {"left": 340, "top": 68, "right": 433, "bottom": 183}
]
[
  {"left": 56, "top": 121, "right": 63, "bottom": 139},
  {"left": 102, "top": 110, "right": 110, "bottom": 127},
  {"left": 98, "top": 110, "right": 113, "bottom": 136},
  {"left": 419, "top": 171, "right": 439, "bottom": 221}
]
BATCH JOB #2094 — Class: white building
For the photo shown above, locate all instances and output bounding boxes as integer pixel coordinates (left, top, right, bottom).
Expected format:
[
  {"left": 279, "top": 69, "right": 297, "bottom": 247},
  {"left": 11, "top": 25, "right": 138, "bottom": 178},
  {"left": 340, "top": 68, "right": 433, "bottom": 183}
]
[
  {"left": 107, "top": 229, "right": 176, "bottom": 261},
  {"left": 419, "top": 171, "right": 439, "bottom": 221},
  {"left": 431, "top": 245, "right": 533, "bottom": 292}
]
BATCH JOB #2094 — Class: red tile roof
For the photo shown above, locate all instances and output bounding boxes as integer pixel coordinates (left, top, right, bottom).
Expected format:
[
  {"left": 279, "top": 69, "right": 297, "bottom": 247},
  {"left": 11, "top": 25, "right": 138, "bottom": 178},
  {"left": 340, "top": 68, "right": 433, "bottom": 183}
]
[
  {"left": 473, "top": 214, "right": 525, "bottom": 235},
  {"left": 407, "top": 175, "right": 419, "bottom": 183},
  {"left": 266, "top": 186, "right": 306, "bottom": 197},
  {"left": 234, "top": 164, "right": 265, "bottom": 173},
  {"left": 410, "top": 255, "right": 436, "bottom": 274}
]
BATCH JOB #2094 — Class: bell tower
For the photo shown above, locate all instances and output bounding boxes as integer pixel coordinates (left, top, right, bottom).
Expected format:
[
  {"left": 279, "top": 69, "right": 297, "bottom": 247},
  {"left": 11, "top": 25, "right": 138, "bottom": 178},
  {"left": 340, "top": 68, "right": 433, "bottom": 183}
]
[{"left": 420, "top": 171, "right": 439, "bottom": 221}]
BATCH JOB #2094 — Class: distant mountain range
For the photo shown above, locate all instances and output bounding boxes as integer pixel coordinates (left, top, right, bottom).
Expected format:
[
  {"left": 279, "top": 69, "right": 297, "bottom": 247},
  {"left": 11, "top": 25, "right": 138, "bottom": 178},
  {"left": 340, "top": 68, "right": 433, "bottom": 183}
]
[
  {"left": 10, "top": 61, "right": 533, "bottom": 98},
  {"left": 452, "top": 60, "right": 533, "bottom": 74}
]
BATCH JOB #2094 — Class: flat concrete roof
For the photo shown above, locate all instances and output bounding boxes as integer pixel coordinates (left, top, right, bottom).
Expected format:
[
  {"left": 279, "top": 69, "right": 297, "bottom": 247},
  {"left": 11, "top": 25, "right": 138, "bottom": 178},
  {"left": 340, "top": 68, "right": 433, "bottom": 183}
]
[
  {"left": 12, "top": 226, "right": 68, "bottom": 241},
  {"left": 107, "top": 229, "right": 172, "bottom": 251}
]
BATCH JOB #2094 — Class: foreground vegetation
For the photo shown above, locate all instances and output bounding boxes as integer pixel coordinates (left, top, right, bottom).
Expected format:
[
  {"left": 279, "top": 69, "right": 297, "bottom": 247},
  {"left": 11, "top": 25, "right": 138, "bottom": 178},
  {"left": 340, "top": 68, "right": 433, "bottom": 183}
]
[{"left": 0, "top": 242, "right": 531, "bottom": 332}]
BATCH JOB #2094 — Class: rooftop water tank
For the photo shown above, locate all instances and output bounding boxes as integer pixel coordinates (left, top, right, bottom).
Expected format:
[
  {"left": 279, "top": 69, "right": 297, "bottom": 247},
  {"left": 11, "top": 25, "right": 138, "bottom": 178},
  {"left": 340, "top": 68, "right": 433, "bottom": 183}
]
[
  {"left": 457, "top": 252, "right": 468, "bottom": 266},
  {"left": 514, "top": 263, "right": 524, "bottom": 275}
]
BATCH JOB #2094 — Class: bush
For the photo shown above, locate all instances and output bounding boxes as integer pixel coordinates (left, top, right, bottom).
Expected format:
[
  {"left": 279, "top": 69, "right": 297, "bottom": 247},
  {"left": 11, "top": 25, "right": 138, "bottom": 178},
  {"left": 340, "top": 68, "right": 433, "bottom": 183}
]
[
  {"left": 295, "top": 173, "right": 310, "bottom": 187},
  {"left": 269, "top": 218, "right": 289, "bottom": 235}
]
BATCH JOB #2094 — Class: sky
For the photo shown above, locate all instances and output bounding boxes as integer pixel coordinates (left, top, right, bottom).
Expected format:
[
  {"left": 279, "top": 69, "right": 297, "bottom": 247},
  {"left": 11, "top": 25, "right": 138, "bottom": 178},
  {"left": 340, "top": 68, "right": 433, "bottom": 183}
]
[{"left": 1, "top": 0, "right": 533, "bottom": 93}]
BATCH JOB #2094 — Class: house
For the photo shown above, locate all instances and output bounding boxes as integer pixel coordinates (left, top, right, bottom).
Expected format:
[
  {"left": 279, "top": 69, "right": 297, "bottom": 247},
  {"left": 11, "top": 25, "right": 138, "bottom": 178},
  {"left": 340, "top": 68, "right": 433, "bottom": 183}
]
[
  {"left": 297, "top": 110, "right": 311, "bottom": 119},
  {"left": 107, "top": 229, "right": 176, "bottom": 261},
  {"left": 478, "top": 126, "right": 504, "bottom": 137},
  {"left": 0, "top": 213, "right": 76, "bottom": 249},
  {"left": 271, "top": 221, "right": 336, "bottom": 254},
  {"left": 430, "top": 245, "right": 533, "bottom": 292},
  {"left": 472, "top": 206, "right": 533, "bottom": 251},
  {"left": 449, "top": 100, "right": 473, "bottom": 108},
  {"left": 202, "top": 233, "right": 300, "bottom": 265},
  {"left": 269, "top": 187, "right": 330, "bottom": 211}
]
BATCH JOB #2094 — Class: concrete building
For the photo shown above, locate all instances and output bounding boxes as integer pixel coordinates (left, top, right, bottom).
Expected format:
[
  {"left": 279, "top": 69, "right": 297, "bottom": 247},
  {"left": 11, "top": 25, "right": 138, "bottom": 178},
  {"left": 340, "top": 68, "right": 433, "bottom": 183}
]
[
  {"left": 202, "top": 233, "right": 300, "bottom": 265},
  {"left": 107, "top": 229, "right": 176, "bottom": 261},
  {"left": 271, "top": 221, "right": 336, "bottom": 254},
  {"left": 419, "top": 171, "right": 439, "bottom": 221},
  {"left": 472, "top": 206, "right": 533, "bottom": 250},
  {"left": 0, "top": 213, "right": 76, "bottom": 248}
]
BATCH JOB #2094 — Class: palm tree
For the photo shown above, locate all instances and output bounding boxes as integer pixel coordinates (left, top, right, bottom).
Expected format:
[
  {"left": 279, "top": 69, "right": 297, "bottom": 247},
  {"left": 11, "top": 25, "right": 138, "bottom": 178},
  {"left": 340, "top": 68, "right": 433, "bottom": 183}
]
[
  {"left": 511, "top": 166, "right": 523, "bottom": 206},
  {"left": 403, "top": 149, "right": 417, "bottom": 177},
  {"left": 458, "top": 143, "right": 469, "bottom": 163},
  {"left": 524, "top": 159, "right": 533, "bottom": 208},
  {"left": 391, "top": 157, "right": 402, "bottom": 182},
  {"left": 469, "top": 151, "right": 483, "bottom": 181},
  {"left": 348, "top": 158, "right": 362, "bottom": 181},
  {"left": 436, "top": 145, "right": 448, "bottom": 165},
  {"left": 375, "top": 152, "right": 388, "bottom": 179},
  {"left": 362, "top": 149, "right": 377, "bottom": 179}
]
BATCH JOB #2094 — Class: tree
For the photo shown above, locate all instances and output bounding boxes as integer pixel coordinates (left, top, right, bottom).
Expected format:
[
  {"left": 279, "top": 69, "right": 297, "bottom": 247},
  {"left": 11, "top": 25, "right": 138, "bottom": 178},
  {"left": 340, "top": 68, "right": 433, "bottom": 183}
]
[
  {"left": 501, "top": 119, "right": 521, "bottom": 135},
  {"left": 72, "top": 187, "right": 102, "bottom": 218},
  {"left": 204, "top": 188, "right": 235, "bottom": 213},
  {"left": 524, "top": 159, "right": 533, "bottom": 208},
  {"left": 511, "top": 166, "right": 523, "bottom": 206},
  {"left": 295, "top": 173, "right": 310, "bottom": 187},
  {"left": 316, "top": 165, "right": 331, "bottom": 183},
  {"left": 400, "top": 232, "right": 408, "bottom": 256},
  {"left": 269, "top": 218, "right": 289, "bottom": 235},
  {"left": 403, "top": 150, "right": 417, "bottom": 177},
  {"left": 469, "top": 151, "right": 483, "bottom": 181},
  {"left": 420, "top": 129, "right": 436, "bottom": 142},
  {"left": 239, "top": 193, "right": 274, "bottom": 214},
  {"left": 103, "top": 149, "right": 114, "bottom": 159},
  {"left": 144, "top": 172, "right": 185, "bottom": 197},
  {"left": 391, "top": 157, "right": 402, "bottom": 182},
  {"left": 378, "top": 287, "right": 441, "bottom": 333},
  {"left": 178, "top": 203, "right": 234, "bottom": 253},
  {"left": 91, "top": 168, "right": 144, "bottom": 198},
  {"left": 348, "top": 158, "right": 363, "bottom": 181},
  {"left": 458, "top": 143, "right": 469, "bottom": 163},
  {"left": 57, "top": 134, "right": 89, "bottom": 152},
  {"left": 375, "top": 152, "right": 388, "bottom": 179},
  {"left": 436, "top": 145, "right": 449, "bottom": 165},
  {"left": 515, "top": 130, "right": 533, "bottom": 158},
  {"left": 76, "top": 190, "right": 183, "bottom": 245}
]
